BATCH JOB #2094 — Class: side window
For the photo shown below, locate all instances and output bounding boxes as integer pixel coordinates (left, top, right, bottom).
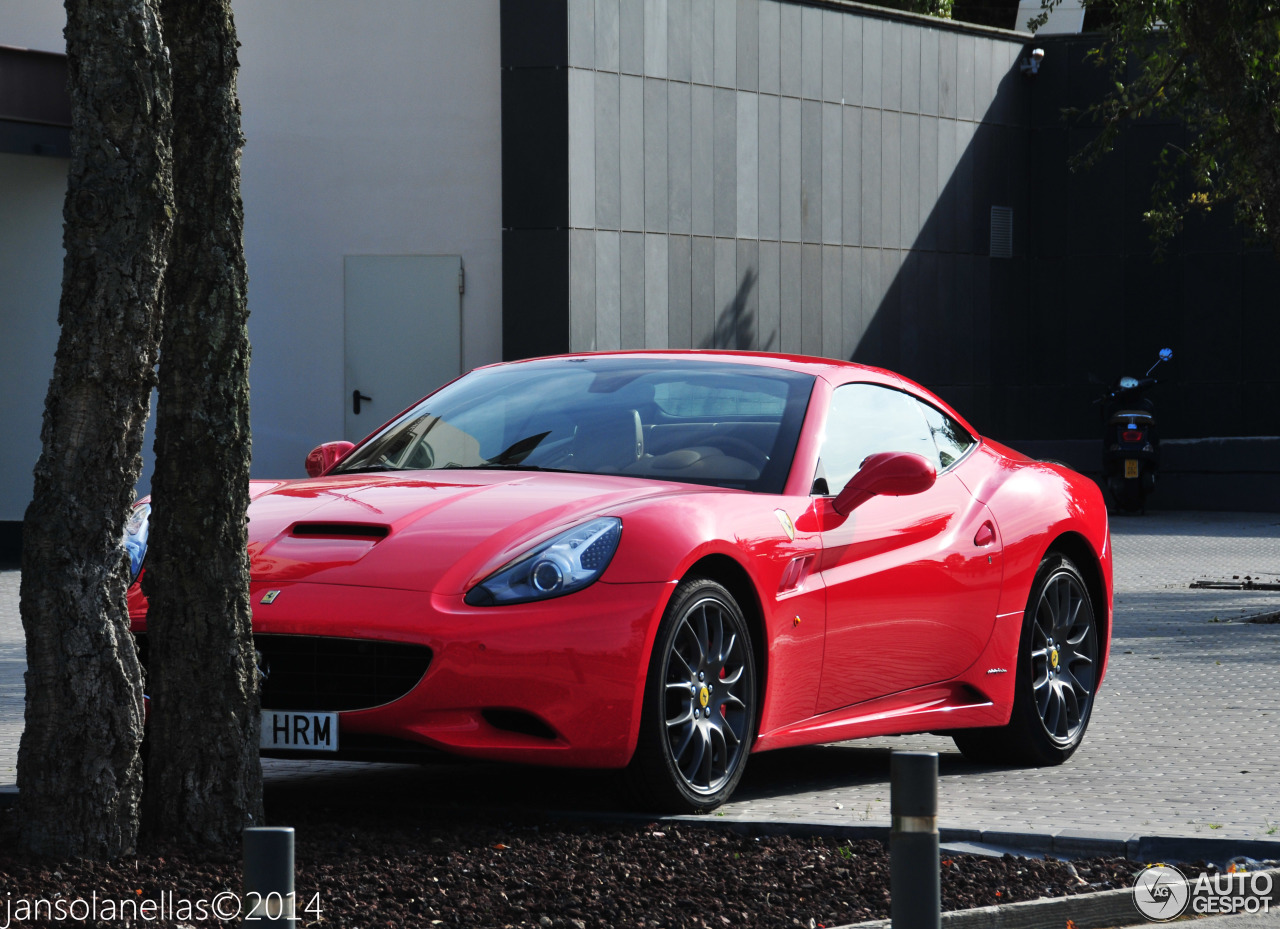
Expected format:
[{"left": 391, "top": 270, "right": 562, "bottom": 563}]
[
  {"left": 817, "top": 384, "right": 938, "bottom": 495},
  {"left": 917, "top": 400, "right": 976, "bottom": 470}
]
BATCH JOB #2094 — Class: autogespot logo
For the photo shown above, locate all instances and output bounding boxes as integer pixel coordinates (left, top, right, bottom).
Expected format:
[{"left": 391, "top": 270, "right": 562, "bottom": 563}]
[
  {"left": 1133, "top": 864, "right": 1276, "bottom": 921},
  {"left": 1133, "top": 865, "right": 1191, "bottom": 921}
]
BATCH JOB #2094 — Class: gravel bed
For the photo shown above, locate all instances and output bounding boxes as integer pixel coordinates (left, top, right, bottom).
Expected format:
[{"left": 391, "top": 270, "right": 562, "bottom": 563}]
[{"left": 0, "top": 798, "right": 1195, "bottom": 928}]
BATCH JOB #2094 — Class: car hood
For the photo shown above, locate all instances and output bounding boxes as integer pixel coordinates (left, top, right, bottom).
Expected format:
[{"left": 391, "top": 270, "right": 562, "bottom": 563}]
[{"left": 246, "top": 470, "right": 693, "bottom": 593}]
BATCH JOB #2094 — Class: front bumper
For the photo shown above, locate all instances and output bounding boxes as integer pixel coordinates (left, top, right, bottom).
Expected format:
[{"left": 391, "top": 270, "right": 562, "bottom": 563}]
[{"left": 132, "top": 578, "right": 670, "bottom": 769}]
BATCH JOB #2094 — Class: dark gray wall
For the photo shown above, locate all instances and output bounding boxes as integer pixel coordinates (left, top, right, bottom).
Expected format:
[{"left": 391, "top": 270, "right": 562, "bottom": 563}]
[
  {"left": 1021, "top": 35, "right": 1280, "bottom": 444},
  {"left": 500, "top": 2, "right": 1280, "bottom": 510},
  {"left": 1005, "top": 34, "right": 1280, "bottom": 510},
  {"left": 566, "top": 0, "right": 1028, "bottom": 376},
  {"left": 503, "top": 0, "right": 1033, "bottom": 424}
]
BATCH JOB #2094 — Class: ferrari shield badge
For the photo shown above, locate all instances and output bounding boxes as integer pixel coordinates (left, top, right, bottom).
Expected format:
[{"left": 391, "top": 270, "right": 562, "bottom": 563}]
[
  {"left": 774, "top": 509, "right": 796, "bottom": 541},
  {"left": 260, "top": 590, "right": 281, "bottom": 605}
]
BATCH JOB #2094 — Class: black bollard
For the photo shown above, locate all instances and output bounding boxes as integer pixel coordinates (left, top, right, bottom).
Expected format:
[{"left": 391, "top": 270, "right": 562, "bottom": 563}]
[
  {"left": 244, "top": 826, "right": 297, "bottom": 927},
  {"left": 890, "top": 751, "right": 940, "bottom": 929}
]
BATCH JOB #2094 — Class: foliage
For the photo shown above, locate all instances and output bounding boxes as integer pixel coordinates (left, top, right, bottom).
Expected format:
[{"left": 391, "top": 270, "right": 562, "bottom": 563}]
[
  {"left": 877, "top": 0, "right": 956, "bottom": 20},
  {"left": 1067, "top": 0, "right": 1280, "bottom": 258}
]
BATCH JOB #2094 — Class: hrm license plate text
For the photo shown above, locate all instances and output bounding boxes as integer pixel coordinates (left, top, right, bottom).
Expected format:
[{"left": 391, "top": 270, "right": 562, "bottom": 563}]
[{"left": 261, "top": 711, "right": 337, "bottom": 751}]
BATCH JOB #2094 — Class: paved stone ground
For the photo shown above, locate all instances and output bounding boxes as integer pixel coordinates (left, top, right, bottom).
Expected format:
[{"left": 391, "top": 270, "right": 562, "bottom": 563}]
[
  {"left": 3, "top": 511, "right": 1279, "bottom": 848},
  {"left": 0, "top": 569, "right": 20, "bottom": 788}
]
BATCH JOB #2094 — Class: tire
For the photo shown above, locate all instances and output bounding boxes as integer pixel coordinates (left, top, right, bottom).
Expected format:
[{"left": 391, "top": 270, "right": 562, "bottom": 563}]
[
  {"left": 629, "top": 578, "right": 757, "bottom": 813},
  {"left": 954, "top": 554, "right": 1099, "bottom": 766}
]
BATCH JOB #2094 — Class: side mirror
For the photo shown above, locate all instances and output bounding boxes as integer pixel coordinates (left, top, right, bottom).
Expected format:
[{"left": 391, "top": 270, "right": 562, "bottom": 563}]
[
  {"left": 833, "top": 451, "right": 937, "bottom": 516},
  {"left": 305, "top": 441, "right": 355, "bottom": 477}
]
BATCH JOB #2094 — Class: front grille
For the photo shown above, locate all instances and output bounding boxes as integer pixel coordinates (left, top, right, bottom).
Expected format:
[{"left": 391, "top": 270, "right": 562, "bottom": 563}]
[
  {"left": 133, "top": 633, "right": 432, "bottom": 712},
  {"left": 255, "top": 634, "right": 432, "bottom": 711}
]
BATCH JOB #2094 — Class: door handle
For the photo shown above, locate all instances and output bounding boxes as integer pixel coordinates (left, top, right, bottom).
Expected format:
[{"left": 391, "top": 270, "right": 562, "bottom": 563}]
[
  {"left": 352, "top": 390, "right": 372, "bottom": 415},
  {"left": 973, "top": 521, "right": 996, "bottom": 547}
]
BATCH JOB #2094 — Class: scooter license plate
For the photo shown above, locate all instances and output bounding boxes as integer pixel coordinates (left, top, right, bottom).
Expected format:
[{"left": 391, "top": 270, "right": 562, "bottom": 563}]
[{"left": 1124, "top": 459, "right": 1140, "bottom": 479}]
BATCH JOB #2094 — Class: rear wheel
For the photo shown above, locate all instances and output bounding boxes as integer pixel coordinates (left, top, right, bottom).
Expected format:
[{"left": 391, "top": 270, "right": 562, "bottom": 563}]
[
  {"left": 954, "top": 554, "right": 1098, "bottom": 766},
  {"left": 629, "top": 578, "right": 757, "bottom": 812}
]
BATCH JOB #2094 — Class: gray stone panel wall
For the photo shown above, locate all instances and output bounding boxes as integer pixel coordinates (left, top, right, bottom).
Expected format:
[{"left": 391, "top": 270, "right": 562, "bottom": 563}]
[
  {"left": 544, "top": 0, "right": 1030, "bottom": 416},
  {"left": 510, "top": 2, "right": 1280, "bottom": 465}
]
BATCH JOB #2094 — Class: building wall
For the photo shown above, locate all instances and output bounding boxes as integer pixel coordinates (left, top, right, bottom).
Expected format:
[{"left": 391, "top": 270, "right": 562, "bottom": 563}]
[
  {"left": 235, "top": 1, "right": 503, "bottom": 477},
  {"left": 1019, "top": 34, "right": 1280, "bottom": 444},
  {"left": 502, "top": 3, "right": 1280, "bottom": 510},
  {"left": 0, "top": 154, "right": 66, "bottom": 535},
  {"left": 0, "top": 0, "right": 504, "bottom": 531},
  {"left": 1001, "top": 35, "right": 1280, "bottom": 510},
  {"left": 0, "top": 3, "right": 63, "bottom": 51},
  {"left": 503, "top": 0, "right": 1033, "bottom": 437}
]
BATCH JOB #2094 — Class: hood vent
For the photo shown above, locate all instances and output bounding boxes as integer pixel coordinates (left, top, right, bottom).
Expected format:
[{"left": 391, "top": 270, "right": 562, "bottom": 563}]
[{"left": 290, "top": 522, "right": 390, "bottom": 540}]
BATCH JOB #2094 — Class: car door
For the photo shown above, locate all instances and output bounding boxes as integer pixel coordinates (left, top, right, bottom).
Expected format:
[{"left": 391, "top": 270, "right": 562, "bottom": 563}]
[{"left": 813, "top": 383, "right": 1003, "bottom": 714}]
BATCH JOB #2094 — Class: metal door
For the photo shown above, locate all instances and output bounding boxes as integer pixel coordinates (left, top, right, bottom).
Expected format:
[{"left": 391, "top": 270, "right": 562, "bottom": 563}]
[{"left": 344, "top": 255, "right": 462, "bottom": 442}]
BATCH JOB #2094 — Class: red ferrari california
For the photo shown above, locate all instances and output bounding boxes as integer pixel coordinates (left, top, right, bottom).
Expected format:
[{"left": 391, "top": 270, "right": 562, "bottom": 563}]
[{"left": 128, "top": 351, "right": 1111, "bottom": 812}]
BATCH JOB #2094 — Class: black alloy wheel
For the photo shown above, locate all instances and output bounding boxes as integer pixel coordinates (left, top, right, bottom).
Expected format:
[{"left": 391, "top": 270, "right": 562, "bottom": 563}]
[
  {"left": 630, "top": 578, "right": 757, "bottom": 812},
  {"left": 1028, "top": 561, "right": 1098, "bottom": 750},
  {"left": 953, "top": 554, "right": 1099, "bottom": 766}
]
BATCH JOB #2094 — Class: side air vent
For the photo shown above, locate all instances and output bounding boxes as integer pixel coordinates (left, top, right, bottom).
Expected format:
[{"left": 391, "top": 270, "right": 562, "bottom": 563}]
[
  {"left": 290, "top": 522, "right": 390, "bottom": 539},
  {"left": 990, "top": 206, "right": 1013, "bottom": 258},
  {"left": 482, "top": 708, "right": 559, "bottom": 741}
]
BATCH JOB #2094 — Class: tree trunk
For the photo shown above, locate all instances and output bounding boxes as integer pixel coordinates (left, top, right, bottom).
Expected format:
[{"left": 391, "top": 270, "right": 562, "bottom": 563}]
[
  {"left": 17, "top": 0, "right": 171, "bottom": 859},
  {"left": 140, "top": 0, "right": 262, "bottom": 845}
]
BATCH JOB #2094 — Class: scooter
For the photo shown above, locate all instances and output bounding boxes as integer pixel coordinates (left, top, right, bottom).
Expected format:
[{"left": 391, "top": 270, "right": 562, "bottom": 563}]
[{"left": 1098, "top": 348, "right": 1173, "bottom": 513}]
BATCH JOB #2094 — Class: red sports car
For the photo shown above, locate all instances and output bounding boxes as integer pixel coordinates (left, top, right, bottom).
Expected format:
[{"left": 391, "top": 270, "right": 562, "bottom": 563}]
[{"left": 127, "top": 351, "right": 1112, "bottom": 812}]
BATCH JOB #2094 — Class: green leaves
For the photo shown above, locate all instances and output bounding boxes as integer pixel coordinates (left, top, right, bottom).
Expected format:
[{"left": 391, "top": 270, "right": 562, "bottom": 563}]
[{"left": 1071, "top": 0, "right": 1280, "bottom": 258}]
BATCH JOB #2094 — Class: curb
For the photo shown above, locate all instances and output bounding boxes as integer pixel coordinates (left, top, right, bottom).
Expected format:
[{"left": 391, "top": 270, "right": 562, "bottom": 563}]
[
  {"left": 836, "top": 867, "right": 1280, "bottom": 929},
  {"left": 837, "top": 883, "right": 1150, "bottom": 929},
  {"left": 658, "top": 816, "right": 1280, "bottom": 867}
]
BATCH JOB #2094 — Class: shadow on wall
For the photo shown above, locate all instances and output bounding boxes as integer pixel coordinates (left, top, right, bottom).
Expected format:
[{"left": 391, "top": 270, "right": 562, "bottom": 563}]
[
  {"left": 847, "top": 58, "right": 1027, "bottom": 441},
  {"left": 851, "top": 35, "right": 1280, "bottom": 446},
  {"left": 700, "top": 268, "right": 768, "bottom": 352}
]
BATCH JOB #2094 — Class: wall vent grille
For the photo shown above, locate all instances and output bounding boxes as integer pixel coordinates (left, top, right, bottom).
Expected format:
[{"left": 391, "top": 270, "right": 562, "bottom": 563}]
[{"left": 990, "top": 206, "right": 1013, "bottom": 258}]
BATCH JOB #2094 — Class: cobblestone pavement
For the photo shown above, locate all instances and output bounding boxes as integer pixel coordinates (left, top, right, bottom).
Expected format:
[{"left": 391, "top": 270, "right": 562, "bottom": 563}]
[
  {"left": 3, "top": 511, "right": 1279, "bottom": 846},
  {"left": 0, "top": 569, "right": 18, "bottom": 788}
]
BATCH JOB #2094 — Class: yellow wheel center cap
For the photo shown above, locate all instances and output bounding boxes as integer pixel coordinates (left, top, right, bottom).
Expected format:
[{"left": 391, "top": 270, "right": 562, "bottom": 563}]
[
  {"left": 698, "top": 685, "right": 710, "bottom": 708},
  {"left": 1050, "top": 648, "right": 1060, "bottom": 669}
]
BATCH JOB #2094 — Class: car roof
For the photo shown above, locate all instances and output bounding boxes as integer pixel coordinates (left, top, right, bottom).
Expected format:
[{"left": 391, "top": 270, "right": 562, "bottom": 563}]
[
  {"left": 477, "top": 349, "right": 900, "bottom": 382},
  {"left": 475, "top": 351, "right": 974, "bottom": 433}
]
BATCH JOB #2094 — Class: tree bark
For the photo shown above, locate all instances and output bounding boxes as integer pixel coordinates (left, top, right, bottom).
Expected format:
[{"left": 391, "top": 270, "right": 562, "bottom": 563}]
[
  {"left": 140, "top": 0, "right": 262, "bottom": 845},
  {"left": 17, "top": 0, "right": 171, "bottom": 859}
]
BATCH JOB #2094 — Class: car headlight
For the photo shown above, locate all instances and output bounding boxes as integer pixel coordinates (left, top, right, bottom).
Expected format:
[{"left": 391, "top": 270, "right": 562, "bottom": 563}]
[
  {"left": 465, "top": 517, "right": 622, "bottom": 606},
  {"left": 123, "top": 502, "right": 151, "bottom": 582}
]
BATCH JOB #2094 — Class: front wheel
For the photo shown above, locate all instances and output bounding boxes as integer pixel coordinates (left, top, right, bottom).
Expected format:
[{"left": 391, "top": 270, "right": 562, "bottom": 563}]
[
  {"left": 954, "top": 554, "right": 1099, "bottom": 766},
  {"left": 629, "top": 578, "right": 757, "bottom": 812}
]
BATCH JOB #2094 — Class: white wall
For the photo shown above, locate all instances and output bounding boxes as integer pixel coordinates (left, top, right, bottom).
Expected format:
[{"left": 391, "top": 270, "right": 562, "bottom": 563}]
[
  {"left": 236, "top": 0, "right": 503, "bottom": 476},
  {"left": 0, "top": 0, "right": 504, "bottom": 519},
  {"left": 0, "top": 154, "right": 67, "bottom": 523},
  {"left": 0, "top": 2, "right": 64, "bottom": 53}
]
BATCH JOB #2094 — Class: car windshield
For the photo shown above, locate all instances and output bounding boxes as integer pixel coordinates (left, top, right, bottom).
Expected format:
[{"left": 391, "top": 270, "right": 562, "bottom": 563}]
[{"left": 334, "top": 357, "right": 815, "bottom": 493}]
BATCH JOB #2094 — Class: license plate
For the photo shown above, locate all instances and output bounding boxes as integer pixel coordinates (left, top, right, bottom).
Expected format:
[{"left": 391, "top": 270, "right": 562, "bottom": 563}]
[
  {"left": 261, "top": 710, "right": 338, "bottom": 752},
  {"left": 1124, "top": 459, "right": 1140, "bottom": 479}
]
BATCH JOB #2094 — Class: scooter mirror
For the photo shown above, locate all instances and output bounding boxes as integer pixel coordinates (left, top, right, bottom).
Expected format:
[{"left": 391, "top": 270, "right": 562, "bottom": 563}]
[{"left": 1159, "top": 348, "right": 1173, "bottom": 361}]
